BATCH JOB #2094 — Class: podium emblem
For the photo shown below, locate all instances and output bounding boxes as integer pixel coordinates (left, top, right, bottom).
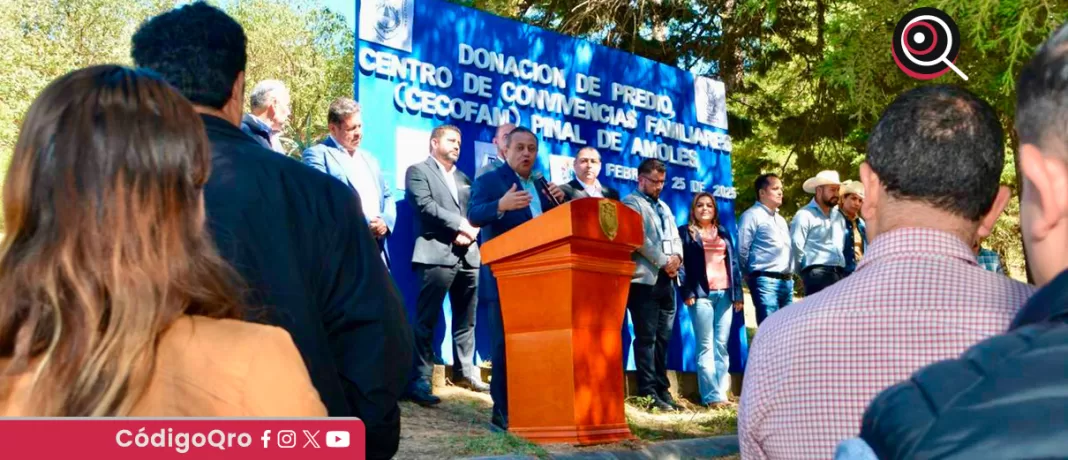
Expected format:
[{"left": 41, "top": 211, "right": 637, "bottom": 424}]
[{"left": 598, "top": 200, "right": 618, "bottom": 240}]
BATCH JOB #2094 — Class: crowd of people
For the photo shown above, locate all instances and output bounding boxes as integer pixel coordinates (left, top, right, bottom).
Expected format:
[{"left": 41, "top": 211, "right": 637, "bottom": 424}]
[
  {"left": 738, "top": 26, "right": 1068, "bottom": 460},
  {"left": 1, "top": 1, "right": 1067, "bottom": 459}
]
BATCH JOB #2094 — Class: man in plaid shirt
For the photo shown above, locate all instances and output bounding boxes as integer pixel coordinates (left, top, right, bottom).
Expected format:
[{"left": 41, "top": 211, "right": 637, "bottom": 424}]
[
  {"left": 738, "top": 85, "right": 1037, "bottom": 459},
  {"left": 974, "top": 240, "right": 1006, "bottom": 275}
]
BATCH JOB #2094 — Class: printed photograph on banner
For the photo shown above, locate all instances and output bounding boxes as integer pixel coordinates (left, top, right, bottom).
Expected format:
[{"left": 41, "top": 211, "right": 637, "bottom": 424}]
[
  {"left": 473, "top": 141, "right": 497, "bottom": 171},
  {"left": 549, "top": 154, "right": 575, "bottom": 184},
  {"left": 694, "top": 76, "right": 728, "bottom": 130},
  {"left": 395, "top": 126, "right": 431, "bottom": 190},
  {"left": 359, "top": 0, "right": 414, "bottom": 52}
]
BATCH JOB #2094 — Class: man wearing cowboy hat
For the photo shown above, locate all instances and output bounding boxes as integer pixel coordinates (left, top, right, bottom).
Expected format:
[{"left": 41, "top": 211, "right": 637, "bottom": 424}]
[
  {"left": 839, "top": 180, "right": 867, "bottom": 276},
  {"left": 790, "top": 170, "right": 849, "bottom": 295}
]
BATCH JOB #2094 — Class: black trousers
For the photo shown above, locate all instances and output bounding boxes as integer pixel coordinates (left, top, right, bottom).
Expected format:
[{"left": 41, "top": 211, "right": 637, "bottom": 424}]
[
  {"left": 410, "top": 261, "right": 479, "bottom": 386},
  {"left": 486, "top": 296, "right": 507, "bottom": 425},
  {"left": 626, "top": 273, "right": 676, "bottom": 397},
  {"left": 800, "top": 265, "right": 844, "bottom": 296}
]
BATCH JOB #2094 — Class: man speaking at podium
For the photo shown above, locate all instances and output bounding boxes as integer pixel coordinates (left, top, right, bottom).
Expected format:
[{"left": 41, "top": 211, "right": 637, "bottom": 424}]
[{"left": 468, "top": 126, "right": 566, "bottom": 431}]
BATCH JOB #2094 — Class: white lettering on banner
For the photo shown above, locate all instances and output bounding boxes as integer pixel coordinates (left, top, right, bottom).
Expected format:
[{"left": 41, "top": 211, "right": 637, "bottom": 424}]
[
  {"left": 393, "top": 83, "right": 517, "bottom": 126},
  {"left": 458, "top": 44, "right": 567, "bottom": 89},
  {"left": 630, "top": 138, "right": 699, "bottom": 169},
  {"left": 644, "top": 115, "right": 726, "bottom": 149},
  {"left": 575, "top": 73, "right": 602, "bottom": 97},
  {"left": 531, "top": 114, "right": 587, "bottom": 144},
  {"left": 597, "top": 129, "right": 624, "bottom": 152},
  {"left": 690, "top": 180, "right": 706, "bottom": 193},
  {"left": 359, "top": 48, "right": 454, "bottom": 89},
  {"left": 712, "top": 185, "right": 738, "bottom": 200},
  {"left": 462, "top": 73, "right": 493, "bottom": 98},
  {"left": 671, "top": 177, "right": 686, "bottom": 191},
  {"left": 498, "top": 82, "right": 638, "bottom": 129},
  {"left": 605, "top": 163, "right": 638, "bottom": 182},
  {"left": 360, "top": 41, "right": 739, "bottom": 178},
  {"left": 610, "top": 82, "right": 675, "bottom": 117}
]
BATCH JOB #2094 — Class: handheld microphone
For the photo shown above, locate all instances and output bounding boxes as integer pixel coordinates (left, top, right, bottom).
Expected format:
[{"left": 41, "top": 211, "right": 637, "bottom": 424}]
[{"left": 532, "top": 171, "right": 562, "bottom": 206}]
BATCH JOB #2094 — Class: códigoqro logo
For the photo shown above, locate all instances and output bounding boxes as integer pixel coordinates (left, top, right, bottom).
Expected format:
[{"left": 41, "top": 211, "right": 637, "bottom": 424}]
[{"left": 891, "top": 7, "right": 969, "bottom": 81}]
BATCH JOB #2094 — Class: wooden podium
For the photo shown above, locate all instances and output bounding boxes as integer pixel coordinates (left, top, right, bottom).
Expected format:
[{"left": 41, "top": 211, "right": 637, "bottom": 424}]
[{"left": 481, "top": 197, "right": 642, "bottom": 445}]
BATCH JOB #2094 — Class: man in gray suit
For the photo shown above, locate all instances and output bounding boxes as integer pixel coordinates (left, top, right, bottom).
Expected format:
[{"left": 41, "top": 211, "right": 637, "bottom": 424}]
[
  {"left": 403, "top": 124, "right": 487, "bottom": 406},
  {"left": 622, "top": 158, "right": 684, "bottom": 412},
  {"left": 475, "top": 122, "right": 515, "bottom": 178},
  {"left": 559, "top": 147, "right": 620, "bottom": 200}
]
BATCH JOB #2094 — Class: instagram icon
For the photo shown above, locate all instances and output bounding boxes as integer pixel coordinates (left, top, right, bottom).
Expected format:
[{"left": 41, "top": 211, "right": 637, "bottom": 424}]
[{"left": 277, "top": 430, "right": 297, "bottom": 449}]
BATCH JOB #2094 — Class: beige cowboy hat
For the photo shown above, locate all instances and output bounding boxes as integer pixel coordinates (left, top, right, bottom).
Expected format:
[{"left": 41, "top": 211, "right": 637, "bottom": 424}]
[
  {"left": 840, "top": 180, "right": 864, "bottom": 199},
  {"left": 802, "top": 170, "right": 842, "bottom": 194}
]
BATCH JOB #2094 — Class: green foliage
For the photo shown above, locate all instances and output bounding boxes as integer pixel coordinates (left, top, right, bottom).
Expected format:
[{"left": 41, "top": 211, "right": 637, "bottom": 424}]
[
  {"left": 0, "top": 0, "right": 353, "bottom": 229},
  {"left": 229, "top": 0, "right": 354, "bottom": 158},
  {"left": 0, "top": 0, "right": 174, "bottom": 174}
]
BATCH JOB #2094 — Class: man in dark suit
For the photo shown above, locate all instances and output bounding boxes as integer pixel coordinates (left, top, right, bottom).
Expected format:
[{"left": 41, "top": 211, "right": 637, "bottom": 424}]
[
  {"left": 403, "top": 125, "right": 488, "bottom": 406},
  {"left": 131, "top": 4, "right": 412, "bottom": 459},
  {"left": 468, "top": 126, "right": 566, "bottom": 431},
  {"left": 558, "top": 147, "right": 620, "bottom": 200}
]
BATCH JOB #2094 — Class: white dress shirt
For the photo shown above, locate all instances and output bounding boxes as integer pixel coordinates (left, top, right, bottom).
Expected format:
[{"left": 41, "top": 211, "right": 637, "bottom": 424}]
[
  {"left": 329, "top": 135, "right": 382, "bottom": 222},
  {"left": 432, "top": 156, "right": 460, "bottom": 205},
  {"left": 579, "top": 179, "right": 604, "bottom": 198}
]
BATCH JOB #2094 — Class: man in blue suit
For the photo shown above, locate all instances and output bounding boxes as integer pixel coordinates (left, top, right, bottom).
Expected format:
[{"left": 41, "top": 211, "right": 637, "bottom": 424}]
[
  {"left": 303, "top": 98, "right": 397, "bottom": 267},
  {"left": 468, "top": 126, "right": 566, "bottom": 430}
]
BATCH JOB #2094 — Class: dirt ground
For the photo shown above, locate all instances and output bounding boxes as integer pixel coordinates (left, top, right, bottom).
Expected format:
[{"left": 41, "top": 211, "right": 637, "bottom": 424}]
[
  {"left": 393, "top": 291, "right": 771, "bottom": 459},
  {"left": 395, "top": 384, "right": 738, "bottom": 459}
]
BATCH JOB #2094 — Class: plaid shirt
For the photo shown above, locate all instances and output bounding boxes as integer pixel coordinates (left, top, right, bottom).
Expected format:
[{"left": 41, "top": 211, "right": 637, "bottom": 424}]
[
  {"left": 738, "top": 228, "right": 1036, "bottom": 459},
  {"left": 977, "top": 247, "right": 1006, "bottom": 275}
]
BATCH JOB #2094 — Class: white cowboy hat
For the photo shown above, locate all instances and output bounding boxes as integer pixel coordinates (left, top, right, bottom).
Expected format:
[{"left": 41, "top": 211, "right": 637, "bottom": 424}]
[
  {"left": 840, "top": 180, "right": 865, "bottom": 199},
  {"left": 802, "top": 170, "right": 842, "bottom": 194}
]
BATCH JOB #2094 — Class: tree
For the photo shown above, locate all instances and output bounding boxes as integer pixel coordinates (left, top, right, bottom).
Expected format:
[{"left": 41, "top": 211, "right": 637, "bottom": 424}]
[
  {"left": 228, "top": 0, "right": 354, "bottom": 157},
  {"left": 0, "top": 0, "right": 355, "bottom": 230}
]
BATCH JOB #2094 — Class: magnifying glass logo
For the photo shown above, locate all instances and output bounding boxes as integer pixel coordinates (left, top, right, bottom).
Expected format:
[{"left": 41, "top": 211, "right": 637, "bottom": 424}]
[{"left": 892, "top": 8, "right": 968, "bottom": 81}]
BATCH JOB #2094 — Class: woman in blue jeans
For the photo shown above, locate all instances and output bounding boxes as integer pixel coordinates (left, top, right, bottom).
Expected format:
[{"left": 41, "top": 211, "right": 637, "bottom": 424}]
[{"left": 678, "top": 193, "right": 745, "bottom": 409}]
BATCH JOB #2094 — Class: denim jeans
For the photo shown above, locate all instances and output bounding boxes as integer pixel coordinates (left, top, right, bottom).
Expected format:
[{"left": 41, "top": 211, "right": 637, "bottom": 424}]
[
  {"left": 748, "top": 275, "right": 794, "bottom": 324},
  {"left": 690, "top": 290, "right": 733, "bottom": 404},
  {"left": 834, "top": 438, "right": 879, "bottom": 460}
]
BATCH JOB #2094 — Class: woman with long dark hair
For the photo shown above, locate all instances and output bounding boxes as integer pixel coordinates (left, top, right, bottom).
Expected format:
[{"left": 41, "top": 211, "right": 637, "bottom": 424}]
[
  {"left": 0, "top": 65, "right": 325, "bottom": 416},
  {"left": 678, "top": 192, "right": 744, "bottom": 409}
]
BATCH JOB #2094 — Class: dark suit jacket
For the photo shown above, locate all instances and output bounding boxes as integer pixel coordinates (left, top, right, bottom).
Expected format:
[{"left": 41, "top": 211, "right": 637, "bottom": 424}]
[
  {"left": 678, "top": 224, "right": 745, "bottom": 303},
  {"left": 468, "top": 162, "right": 561, "bottom": 300},
  {"left": 201, "top": 115, "right": 412, "bottom": 460},
  {"left": 858, "top": 270, "right": 1068, "bottom": 460},
  {"left": 405, "top": 157, "right": 480, "bottom": 268},
  {"left": 558, "top": 178, "right": 620, "bottom": 201},
  {"left": 239, "top": 113, "right": 273, "bottom": 150}
]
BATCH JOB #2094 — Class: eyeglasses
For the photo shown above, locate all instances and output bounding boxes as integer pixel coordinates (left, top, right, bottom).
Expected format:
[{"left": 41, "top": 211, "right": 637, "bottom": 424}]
[{"left": 640, "top": 175, "right": 665, "bottom": 185}]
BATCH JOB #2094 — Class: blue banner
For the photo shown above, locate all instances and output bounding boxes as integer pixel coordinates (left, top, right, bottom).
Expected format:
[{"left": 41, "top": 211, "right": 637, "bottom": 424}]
[{"left": 354, "top": 0, "right": 741, "bottom": 374}]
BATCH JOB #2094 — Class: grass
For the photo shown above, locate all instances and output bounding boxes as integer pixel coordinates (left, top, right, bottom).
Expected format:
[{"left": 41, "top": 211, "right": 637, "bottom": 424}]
[
  {"left": 625, "top": 403, "right": 738, "bottom": 442},
  {"left": 446, "top": 431, "right": 550, "bottom": 458}
]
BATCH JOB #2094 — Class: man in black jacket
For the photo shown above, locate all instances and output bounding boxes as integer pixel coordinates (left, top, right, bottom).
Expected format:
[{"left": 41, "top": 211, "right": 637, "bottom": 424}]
[
  {"left": 854, "top": 21, "right": 1068, "bottom": 459},
  {"left": 131, "top": 3, "right": 413, "bottom": 459}
]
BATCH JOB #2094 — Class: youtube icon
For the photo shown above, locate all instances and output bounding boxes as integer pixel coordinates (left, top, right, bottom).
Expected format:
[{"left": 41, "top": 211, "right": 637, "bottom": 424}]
[{"left": 326, "top": 431, "right": 350, "bottom": 448}]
